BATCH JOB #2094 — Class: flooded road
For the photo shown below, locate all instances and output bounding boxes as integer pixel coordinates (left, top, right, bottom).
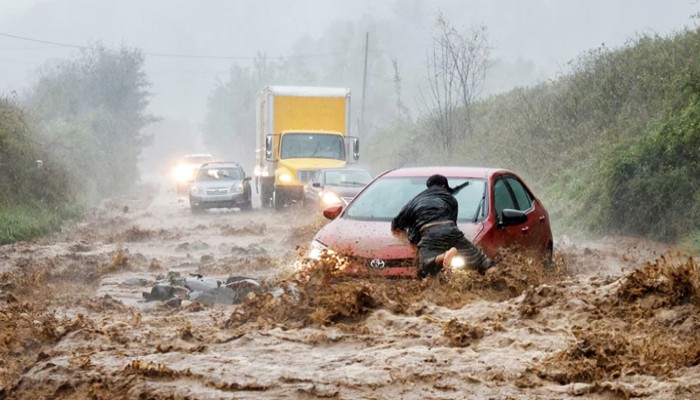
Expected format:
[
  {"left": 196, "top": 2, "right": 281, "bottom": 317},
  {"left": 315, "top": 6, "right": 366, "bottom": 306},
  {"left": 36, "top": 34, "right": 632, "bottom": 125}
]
[{"left": 1, "top": 183, "right": 698, "bottom": 399}]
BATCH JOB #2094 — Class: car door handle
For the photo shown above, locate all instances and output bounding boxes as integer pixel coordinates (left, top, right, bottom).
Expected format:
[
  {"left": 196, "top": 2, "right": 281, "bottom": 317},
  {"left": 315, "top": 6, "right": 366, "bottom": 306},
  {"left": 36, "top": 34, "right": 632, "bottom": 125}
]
[
  {"left": 539, "top": 216, "right": 546, "bottom": 222},
  {"left": 521, "top": 226, "right": 530, "bottom": 233}
]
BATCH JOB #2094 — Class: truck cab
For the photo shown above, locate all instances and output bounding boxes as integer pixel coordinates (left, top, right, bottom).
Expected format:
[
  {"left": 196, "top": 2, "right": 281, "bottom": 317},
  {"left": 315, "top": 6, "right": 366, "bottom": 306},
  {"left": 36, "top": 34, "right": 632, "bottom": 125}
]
[{"left": 255, "top": 86, "right": 359, "bottom": 209}]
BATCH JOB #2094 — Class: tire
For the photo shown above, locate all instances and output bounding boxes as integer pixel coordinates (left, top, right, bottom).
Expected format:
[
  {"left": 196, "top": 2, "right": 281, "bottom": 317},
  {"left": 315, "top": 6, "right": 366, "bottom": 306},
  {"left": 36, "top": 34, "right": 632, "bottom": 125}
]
[
  {"left": 272, "top": 188, "right": 285, "bottom": 210},
  {"left": 260, "top": 183, "right": 272, "bottom": 209},
  {"left": 543, "top": 242, "right": 554, "bottom": 269},
  {"left": 240, "top": 196, "right": 252, "bottom": 211}
]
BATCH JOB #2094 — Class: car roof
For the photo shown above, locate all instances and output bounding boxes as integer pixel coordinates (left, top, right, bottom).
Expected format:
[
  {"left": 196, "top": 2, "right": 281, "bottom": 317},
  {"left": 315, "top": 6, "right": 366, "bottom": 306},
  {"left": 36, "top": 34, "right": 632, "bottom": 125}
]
[
  {"left": 201, "top": 162, "right": 241, "bottom": 168},
  {"left": 184, "top": 154, "right": 214, "bottom": 158},
  {"left": 379, "top": 166, "right": 511, "bottom": 179}
]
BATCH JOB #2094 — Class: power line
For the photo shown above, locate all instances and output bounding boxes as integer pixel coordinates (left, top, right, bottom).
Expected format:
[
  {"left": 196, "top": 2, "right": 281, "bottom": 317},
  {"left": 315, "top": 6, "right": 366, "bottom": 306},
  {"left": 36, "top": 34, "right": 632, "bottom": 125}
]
[{"left": 0, "top": 32, "right": 347, "bottom": 60}]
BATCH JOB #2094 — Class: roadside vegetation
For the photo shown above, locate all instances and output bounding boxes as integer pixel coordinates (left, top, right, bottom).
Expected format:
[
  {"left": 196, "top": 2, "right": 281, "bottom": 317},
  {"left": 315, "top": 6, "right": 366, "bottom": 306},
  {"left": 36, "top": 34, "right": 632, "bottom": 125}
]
[
  {"left": 0, "top": 45, "right": 155, "bottom": 244},
  {"left": 363, "top": 24, "right": 700, "bottom": 248}
]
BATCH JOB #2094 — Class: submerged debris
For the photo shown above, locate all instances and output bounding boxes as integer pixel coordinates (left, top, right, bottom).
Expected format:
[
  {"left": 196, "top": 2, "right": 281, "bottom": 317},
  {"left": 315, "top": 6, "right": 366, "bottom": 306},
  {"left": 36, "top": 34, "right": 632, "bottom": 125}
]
[{"left": 142, "top": 273, "right": 262, "bottom": 306}]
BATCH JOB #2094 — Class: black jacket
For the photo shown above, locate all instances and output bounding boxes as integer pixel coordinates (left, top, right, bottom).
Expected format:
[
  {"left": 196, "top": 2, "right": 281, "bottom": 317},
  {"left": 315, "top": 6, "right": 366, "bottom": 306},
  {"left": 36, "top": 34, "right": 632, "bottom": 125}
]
[{"left": 391, "top": 187, "right": 458, "bottom": 244}]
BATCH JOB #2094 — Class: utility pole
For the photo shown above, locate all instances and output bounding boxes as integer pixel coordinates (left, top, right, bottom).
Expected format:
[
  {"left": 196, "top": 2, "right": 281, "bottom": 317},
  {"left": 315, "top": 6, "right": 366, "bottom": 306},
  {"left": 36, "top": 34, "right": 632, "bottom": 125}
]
[{"left": 360, "top": 31, "right": 369, "bottom": 139}]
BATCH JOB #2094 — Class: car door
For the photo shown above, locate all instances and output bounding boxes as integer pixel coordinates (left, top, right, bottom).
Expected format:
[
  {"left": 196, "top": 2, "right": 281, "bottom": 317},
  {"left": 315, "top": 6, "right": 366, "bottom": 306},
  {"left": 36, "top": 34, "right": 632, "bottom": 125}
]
[
  {"left": 505, "top": 175, "right": 550, "bottom": 253},
  {"left": 490, "top": 175, "right": 532, "bottom": 254}
]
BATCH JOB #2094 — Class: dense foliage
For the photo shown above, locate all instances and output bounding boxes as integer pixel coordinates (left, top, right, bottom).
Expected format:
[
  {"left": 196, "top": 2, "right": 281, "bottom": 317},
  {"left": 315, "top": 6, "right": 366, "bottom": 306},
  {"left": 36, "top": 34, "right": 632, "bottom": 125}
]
[
  {"left": 365, "top": 27, "right": 700, "bottom": 244},
  {"left": 27, "top": 45, "right": 156, "bottom": 203},
  {"left": 0, "top": 99, "right": 78, "bottom": 243},
  {"left": 0, "top": 45, "right": 155, "bottom": 243}
]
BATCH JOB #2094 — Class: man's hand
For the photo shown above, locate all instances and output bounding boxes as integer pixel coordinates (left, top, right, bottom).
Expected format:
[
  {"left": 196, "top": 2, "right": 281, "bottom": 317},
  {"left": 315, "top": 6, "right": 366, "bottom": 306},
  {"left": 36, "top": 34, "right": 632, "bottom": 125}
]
[{"left": 485, "top": 266, "right": 498, "bottom": 277}]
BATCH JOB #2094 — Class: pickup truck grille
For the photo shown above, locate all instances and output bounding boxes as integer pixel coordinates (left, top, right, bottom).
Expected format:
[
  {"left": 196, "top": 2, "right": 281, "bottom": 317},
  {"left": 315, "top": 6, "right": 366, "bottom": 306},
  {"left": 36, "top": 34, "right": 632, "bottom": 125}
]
[{"left": 297, "top": 170, "right": 315, "bottom": 183}]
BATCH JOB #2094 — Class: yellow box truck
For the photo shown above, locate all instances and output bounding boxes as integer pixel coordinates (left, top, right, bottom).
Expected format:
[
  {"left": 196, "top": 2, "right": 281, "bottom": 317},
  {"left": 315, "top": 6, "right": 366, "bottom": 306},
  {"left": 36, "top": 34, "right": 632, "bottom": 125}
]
[{"left": 254, "top": 86, "right": 359, "bottom": 209}]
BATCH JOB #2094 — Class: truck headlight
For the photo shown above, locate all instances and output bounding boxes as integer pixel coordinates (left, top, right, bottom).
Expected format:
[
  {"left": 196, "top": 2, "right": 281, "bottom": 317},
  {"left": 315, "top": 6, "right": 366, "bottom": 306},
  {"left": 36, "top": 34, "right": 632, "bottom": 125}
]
[
  {"left": 279, "top": 173, "right": 293, "bottom": 183},
  {"left": 321, "top": 191, "right": 341, "bottom": 206},
  {"left": 232, "top": 183, "right": 244, "bottom": 192}
]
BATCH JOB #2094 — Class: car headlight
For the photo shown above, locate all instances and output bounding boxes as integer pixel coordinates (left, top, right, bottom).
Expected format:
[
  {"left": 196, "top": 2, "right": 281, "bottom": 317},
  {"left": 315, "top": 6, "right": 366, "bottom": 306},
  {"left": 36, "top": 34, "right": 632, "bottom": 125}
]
[
  {"left": 175, "top": 165, "right": 193, "bottom": 182},
  {"left": 279, "top": 173, "right": 293, "bottom": 183},
  {"left": 190, "top": 186, "right": 199, "bottom": 194},
  {"left": 321, "top": 191, "right": 341, "bottom": 206},
  {"left": 232, "top": 183, "right": 244, "bottom": 192},
  {"left": 450, "top": 256, "right": 466, "bottom": 269},
  {"left": 306, "top": 240, "right": 333, "bottom": 260}
]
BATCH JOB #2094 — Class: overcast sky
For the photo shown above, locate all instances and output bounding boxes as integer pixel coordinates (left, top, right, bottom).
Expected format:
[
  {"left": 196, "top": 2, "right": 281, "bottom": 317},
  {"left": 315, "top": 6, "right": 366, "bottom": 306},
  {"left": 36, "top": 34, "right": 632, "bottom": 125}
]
[{"left": 0, "top": 0, "right": 697, "bottom": 123}]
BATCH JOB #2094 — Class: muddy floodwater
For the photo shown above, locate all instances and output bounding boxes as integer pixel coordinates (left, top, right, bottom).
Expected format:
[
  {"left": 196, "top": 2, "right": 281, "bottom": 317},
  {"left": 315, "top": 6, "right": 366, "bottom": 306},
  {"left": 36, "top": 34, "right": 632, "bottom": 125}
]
[{"left": 1, "top": 184, "right": 698, "bottom": 399}]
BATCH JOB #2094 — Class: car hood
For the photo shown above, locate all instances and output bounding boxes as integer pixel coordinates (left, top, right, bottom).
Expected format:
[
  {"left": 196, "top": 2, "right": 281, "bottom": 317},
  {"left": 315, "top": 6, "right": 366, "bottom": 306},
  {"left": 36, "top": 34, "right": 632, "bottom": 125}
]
[
  {"left": 315, "top": 217, "right": 484, "bottom": 259},
  {"left": 193, "top": 180, "right": 243, "bottom": 189}
]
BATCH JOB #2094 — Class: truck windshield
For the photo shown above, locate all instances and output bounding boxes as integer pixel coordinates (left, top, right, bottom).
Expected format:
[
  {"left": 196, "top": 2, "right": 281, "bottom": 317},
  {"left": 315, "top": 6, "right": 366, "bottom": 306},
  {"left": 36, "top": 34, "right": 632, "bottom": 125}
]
[{"left": 281, "top": 133, "right": 345, "bottom": 160}]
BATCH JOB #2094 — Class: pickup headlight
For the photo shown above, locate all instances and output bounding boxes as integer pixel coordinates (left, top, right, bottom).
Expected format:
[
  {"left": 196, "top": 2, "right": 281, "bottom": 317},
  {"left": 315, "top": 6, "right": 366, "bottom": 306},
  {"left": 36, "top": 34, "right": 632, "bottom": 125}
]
[
  {"left": 232, "top": 183, "right": 244, "bottom": 192},
  {"left": 321, "top": 191, "right": 341, "bottom": 206}
]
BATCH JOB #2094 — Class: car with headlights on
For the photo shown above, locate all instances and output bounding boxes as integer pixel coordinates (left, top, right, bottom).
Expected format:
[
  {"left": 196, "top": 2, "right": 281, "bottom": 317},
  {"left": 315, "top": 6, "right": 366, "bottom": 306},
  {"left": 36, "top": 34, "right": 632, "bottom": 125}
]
[
  {"left": 305, "top": 167, "right": 373, "bottom": 209},
  {"left": 307, "top": 166, "right": 553, "bottom": 277},
  {"left": 174, "top": 153, "right": 216, "bottom": 194},
  {"left": 189, "top": 162, "right": 252, "bottom": 213}
]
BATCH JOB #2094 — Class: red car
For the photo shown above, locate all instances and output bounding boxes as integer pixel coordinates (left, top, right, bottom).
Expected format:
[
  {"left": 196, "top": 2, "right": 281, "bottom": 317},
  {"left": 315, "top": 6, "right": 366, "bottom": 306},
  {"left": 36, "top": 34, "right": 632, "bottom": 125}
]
[{"left": 308, "top": 166, "right": 553, "bottom": 277}]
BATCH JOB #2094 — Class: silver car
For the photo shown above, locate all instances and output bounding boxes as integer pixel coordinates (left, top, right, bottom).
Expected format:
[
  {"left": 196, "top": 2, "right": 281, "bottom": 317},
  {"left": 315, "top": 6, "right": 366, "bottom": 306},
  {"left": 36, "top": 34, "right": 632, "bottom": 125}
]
[{"left": 189, "top": 162, "right": 252, "bottom": 213}]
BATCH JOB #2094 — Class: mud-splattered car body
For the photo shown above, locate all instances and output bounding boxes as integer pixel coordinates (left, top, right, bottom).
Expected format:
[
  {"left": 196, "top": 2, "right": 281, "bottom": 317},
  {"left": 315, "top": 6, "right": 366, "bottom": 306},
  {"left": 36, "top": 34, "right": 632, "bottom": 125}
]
[{"left": 309, "top": 166, "right": 553, "bottom": 277}]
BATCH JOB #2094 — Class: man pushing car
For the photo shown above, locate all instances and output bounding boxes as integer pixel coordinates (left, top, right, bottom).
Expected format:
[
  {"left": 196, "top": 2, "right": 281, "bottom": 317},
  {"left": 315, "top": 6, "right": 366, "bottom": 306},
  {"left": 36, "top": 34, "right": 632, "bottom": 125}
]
[{"left": 391, "top": 174, "right": 495, "bottom": 278}]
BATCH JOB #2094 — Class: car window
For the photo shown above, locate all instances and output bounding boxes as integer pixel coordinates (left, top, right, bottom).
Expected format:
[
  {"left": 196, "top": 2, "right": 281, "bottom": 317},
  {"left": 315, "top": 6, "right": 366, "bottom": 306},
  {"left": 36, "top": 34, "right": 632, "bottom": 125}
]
[
  {"left": 494, "top": 177, "right": 516, "bottom": 221},
  {"left": 345, "top": 177, "right": 486, "bottom": 221},
  {"left": 281, "top": 133, "right": 345, "bottom": 160},
  {"left": 196, "top": 167, "right": 242, "bottom": 181},
  {"left": 324, "top": 170, "right": 372, "bottom": 187},
  {"left": 506, "top": 176, "right": 532, "bottom": 211}
]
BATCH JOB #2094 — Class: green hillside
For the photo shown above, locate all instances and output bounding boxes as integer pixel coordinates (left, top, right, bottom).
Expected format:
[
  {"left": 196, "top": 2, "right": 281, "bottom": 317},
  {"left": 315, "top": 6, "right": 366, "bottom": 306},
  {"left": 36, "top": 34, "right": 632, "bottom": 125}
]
[{"left": 365, "top": 28, "right": 700, "bottom": 246}]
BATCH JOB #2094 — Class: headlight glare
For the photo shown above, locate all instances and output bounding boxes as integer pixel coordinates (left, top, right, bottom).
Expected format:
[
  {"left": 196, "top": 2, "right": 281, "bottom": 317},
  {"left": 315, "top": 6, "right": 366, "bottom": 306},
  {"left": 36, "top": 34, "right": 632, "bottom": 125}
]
[
  {"left": 322, "top": 191, "right": 341, "bottom": 205},
  {"left": 279, "top": 173, "right": 293, "bottom": 183},
  {"left": 450, "top": 256, "right": 466, "bottom": 269},
  {"left": 306, "top": 240, "right": 332, "bottom": 260}
]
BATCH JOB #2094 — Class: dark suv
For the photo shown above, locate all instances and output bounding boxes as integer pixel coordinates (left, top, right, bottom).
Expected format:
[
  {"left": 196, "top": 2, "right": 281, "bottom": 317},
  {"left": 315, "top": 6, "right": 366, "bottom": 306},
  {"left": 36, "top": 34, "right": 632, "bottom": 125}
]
[{"left": 189, "top": 162, "right": 252, "bottom": 213}]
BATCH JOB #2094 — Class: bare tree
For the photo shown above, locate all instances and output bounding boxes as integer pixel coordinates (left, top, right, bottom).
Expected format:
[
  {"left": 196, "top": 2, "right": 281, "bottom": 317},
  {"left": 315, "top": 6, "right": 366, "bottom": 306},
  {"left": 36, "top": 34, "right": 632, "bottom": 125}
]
[
  {"left": 420, "top": 12, "right": 490, "bottom": 155},
  {"left": 391, "top": 57, "right": 411, "bottom": 123}
]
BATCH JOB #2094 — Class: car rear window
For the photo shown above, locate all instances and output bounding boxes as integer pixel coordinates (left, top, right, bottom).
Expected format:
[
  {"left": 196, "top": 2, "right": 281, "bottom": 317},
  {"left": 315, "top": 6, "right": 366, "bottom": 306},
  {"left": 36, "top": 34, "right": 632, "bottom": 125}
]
[{"left": 344, "top": 177, "right": 487, "bottom": 221}]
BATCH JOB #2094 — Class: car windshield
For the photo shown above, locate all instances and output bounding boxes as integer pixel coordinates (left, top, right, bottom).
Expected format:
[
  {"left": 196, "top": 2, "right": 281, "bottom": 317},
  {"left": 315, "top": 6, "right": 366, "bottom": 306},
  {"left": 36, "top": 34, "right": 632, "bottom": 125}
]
[
  {"left": 281, "top": 133, "right": 345, "bottom": 160},
  {"left": 196, "top": 167, "right": 242, "bottom": 181},
  {"left": 324, "top": 170, "right": 372, "bottom": 187},
  {"left": 344, "top": 177, "right": 487, "bottom": 222}
]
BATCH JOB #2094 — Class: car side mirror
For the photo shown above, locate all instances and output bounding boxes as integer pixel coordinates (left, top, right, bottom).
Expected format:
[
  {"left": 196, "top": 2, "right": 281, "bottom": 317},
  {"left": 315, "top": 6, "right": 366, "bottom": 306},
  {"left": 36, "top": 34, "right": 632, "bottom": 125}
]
[
  {"left": 323, "top": 205, "right": 343, "bottom": 220},
  {"left": 345, "top": 136, "right": 359, "bottom": 163},
  {"left": 352, "top": 137, "right": 360, "bottom": 161},
  {"left": 312, "top": 182, "right": 322, "bottom": 188},
  {"left": 499, "top": 209, "right": 528, "bottom": 227},
  {"left": 265, "top": 134, "right": 274, "bottom": 161}
]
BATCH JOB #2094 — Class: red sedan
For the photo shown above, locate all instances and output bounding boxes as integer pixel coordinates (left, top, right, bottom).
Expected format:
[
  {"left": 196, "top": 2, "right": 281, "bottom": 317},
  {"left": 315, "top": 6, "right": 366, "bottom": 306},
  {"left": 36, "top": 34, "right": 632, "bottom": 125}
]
[{"left": 307, "top": 166, "right": 553, "bottom": 277}]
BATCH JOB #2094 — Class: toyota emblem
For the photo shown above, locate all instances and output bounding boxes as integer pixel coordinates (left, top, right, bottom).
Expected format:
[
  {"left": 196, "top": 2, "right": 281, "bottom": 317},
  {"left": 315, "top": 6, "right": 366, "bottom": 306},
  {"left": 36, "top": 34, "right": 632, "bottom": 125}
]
[{"left": 369, "top": 259, "right": 386, "bottom": 269}]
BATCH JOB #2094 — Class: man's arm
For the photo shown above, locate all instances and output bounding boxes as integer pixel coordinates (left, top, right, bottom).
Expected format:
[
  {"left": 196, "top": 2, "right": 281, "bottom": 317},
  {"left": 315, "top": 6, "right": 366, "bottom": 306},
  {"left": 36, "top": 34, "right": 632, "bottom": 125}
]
[{"left": 392, "top": 199, "right": 414, "bottom": 232}]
